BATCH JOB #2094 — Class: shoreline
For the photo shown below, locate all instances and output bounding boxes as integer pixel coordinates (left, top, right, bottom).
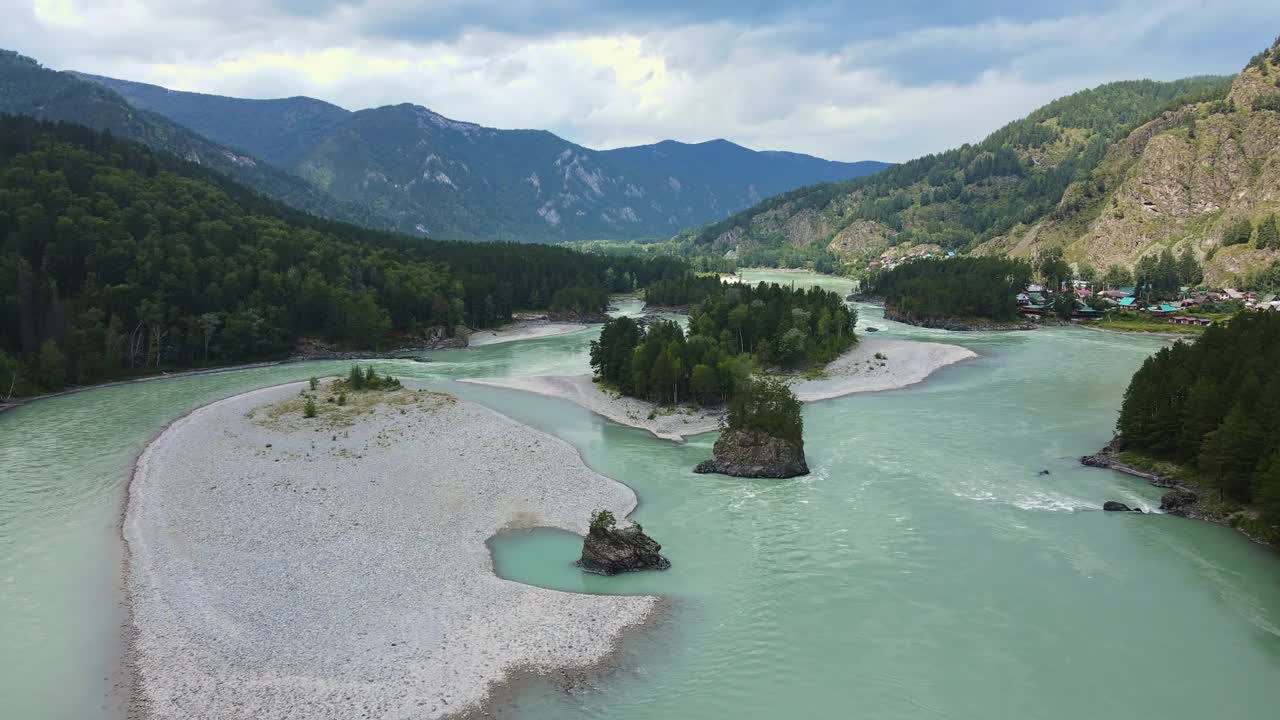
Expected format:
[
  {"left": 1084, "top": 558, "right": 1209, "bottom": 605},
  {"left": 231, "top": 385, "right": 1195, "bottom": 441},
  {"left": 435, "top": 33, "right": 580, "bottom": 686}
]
[
  {"left": 1080, "top": 446, "right": 1275, "bottom": 549},
  {"left": 462, "top": 336, "right": 977, "bottom": 441},
  {"left": 467, "top": 320, "right": 591, "bottom": 347},
  {"left": 121, "top": 381, "right": 663, "bottom": 719},
  {"left": 0, "top": 360, "right": 285, "bottom": 415}
]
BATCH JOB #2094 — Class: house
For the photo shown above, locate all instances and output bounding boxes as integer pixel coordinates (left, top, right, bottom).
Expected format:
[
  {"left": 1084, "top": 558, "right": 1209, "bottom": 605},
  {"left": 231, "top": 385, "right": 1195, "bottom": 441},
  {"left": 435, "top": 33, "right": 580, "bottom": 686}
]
[
  {"left": 1171, "top": 316, "right": 1213, "bottom": 326},
  {"left": 1149, "top": 304, "right": 1179, "bottom": 315},
  {"left": 1117, "top": 297, "right": 1138, "bottom": 308},
  {"left": 1119, "top": 286, "right": 1136, "bottom": 296},
  {"left": 1224, "top": 288, "right": 1246, "bottom": 300},
  {"left": 1075, "top": 288, "right": 1093, "bottom": 298},
  {"left": 1026, "top": 284, "right": 1044, "bottom": 293}
]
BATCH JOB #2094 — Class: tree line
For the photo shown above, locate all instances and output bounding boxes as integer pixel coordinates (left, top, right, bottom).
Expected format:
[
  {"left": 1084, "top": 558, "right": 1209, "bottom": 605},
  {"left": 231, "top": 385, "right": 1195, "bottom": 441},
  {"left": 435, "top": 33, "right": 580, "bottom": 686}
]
[
  {"left": 590, "top": 279, "right": 857, "bottom": 406},
  {"left": 0, "top": 115, "right": 685, "bottom": 396},
  {"left": 1116, "top": 312, "right": 1280, "bottom": 540}
]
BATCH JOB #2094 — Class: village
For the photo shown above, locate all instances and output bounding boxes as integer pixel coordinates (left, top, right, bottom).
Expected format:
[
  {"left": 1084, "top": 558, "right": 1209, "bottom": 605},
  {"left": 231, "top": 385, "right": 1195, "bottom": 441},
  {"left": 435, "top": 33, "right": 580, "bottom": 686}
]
[
  {"left": 862, "top": 244, "right": 1280, "bottom": 332},
  {"left": 1015, "top": 281, "right": 1279, "bottom": 329}
]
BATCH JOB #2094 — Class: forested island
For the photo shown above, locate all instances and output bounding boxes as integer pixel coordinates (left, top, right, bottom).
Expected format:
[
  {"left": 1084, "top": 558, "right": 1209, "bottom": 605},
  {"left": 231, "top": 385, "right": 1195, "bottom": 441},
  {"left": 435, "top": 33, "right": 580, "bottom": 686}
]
[
  {"left": 1102, "top": 313, "right": 1280, "bottom": 544},
  {"left": 0, "top": 116, "right": 684, "bottom": 397},
  {"left": 590, "top": 277, "right": 857, "bottom": 407},
  {"left": 866, "top": 257, "right": 1031, "bottom": 329}
]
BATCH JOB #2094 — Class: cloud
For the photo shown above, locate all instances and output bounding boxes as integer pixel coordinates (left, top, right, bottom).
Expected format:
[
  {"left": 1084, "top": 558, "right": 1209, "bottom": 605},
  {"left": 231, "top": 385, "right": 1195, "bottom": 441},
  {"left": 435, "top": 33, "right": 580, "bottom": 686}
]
[{"left": 4, "top": 1, "right": 1280, "bottom": 162}]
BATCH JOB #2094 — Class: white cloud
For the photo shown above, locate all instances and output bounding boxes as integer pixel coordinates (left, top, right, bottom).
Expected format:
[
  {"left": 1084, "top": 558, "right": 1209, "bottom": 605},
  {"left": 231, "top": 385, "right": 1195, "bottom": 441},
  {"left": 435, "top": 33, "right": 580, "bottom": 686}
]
[{"left": 4, "top": 1, "right": 1280, "bottom": 162}]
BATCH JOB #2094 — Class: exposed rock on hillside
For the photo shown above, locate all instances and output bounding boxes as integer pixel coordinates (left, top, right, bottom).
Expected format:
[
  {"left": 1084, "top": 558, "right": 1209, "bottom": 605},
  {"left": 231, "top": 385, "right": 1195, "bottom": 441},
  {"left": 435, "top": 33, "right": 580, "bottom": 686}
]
[
  {"left": 981, "top": 46, "right": 1280, "bottom": 283},
  {"left": 693, "top": 428, "right": 809, "bottom": 479},
  {"left": 675, "top": 77, "right": 1226, "bottom": 268}
]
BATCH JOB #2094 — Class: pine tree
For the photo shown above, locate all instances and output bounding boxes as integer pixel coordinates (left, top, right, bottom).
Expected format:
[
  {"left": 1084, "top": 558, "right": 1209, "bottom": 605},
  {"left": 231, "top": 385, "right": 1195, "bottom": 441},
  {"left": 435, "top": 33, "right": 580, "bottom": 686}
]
[
  {"left": 1199, "top": 402, "right": 1265, "bottom": 501},
  {"left": 1179, "top": 377, "right": 1225, "bottom": 463}
]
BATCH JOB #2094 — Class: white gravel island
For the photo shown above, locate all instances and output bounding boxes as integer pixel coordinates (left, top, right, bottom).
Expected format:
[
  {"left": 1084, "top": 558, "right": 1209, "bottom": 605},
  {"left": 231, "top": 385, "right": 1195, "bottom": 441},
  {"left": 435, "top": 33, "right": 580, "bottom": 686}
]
[{"left": 124, "top": 381, "right": 657, "bottom": 719}]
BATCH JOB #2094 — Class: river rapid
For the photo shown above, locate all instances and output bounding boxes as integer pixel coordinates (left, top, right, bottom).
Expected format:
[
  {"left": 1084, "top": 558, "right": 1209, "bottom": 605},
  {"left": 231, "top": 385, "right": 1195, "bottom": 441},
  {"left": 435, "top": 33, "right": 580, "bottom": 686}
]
[{"left": 2, "top": 270, "right": 1278, "bottom": 719}]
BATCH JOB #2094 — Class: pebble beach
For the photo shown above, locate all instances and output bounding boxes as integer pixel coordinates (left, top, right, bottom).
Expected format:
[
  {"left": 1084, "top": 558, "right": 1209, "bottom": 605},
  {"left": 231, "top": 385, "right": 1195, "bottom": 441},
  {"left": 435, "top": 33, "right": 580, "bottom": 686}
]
[{"left": 124, "top": 381, "right": 657, "bottom": 719}]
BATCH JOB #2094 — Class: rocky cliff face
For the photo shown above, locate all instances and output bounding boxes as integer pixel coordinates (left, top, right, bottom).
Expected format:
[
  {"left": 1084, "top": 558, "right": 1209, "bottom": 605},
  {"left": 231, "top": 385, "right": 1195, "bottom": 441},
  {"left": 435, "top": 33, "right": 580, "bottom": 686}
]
[
  {"left": 693, "top": 428, "right": 809, "bottom": 479},
  {"left": 577, "top": 522, "right": 671, "bottom": 575},
  {"left": 977, "top": 48, "right": 1280, "bottom": 284}
]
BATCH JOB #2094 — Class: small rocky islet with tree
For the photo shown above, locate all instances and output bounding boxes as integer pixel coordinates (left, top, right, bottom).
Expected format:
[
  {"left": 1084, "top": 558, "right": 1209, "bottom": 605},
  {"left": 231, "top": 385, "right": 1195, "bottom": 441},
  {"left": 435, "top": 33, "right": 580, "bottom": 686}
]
[{"left": 576, "top": 510, "right": 671, "bottom": 575}]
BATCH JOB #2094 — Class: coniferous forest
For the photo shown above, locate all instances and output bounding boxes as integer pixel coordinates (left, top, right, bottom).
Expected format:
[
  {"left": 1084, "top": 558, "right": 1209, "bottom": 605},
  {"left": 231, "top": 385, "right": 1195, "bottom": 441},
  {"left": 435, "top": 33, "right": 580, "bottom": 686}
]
[
  {"left": 590, "top": 278, "right": 857, "bottom": 406},
  {"left": 868, "top": 257, "right": 1032, "bottom": 323},
  {"left": 0, "top": 116, "right": 685, "bottom": 396},
  {"left": 1116, "top": 313, "right": 1280, "bottom": 539}
]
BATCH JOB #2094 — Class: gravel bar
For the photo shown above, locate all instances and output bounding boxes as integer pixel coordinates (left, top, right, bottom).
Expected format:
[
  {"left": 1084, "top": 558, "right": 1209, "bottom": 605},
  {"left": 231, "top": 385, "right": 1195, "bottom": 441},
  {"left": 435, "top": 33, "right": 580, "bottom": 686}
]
[{"left": 124, "top": 381, "right": 656, "bottom": 719}]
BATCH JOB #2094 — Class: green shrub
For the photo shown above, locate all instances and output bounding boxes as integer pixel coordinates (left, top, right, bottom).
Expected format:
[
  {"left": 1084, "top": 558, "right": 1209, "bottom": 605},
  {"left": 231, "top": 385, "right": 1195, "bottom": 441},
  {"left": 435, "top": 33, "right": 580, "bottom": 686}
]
[
  {"left": 303, "top": 397, "right": 318, "bottom": 418},
  {"left": 309, "top": 376, "right": 318, "bottom": 390},
  {"left": 589, "top": 510, "right": 617, "bottom": 532},
  {"left": 337, "top": 392, "right": 347, "bottom": 406}
]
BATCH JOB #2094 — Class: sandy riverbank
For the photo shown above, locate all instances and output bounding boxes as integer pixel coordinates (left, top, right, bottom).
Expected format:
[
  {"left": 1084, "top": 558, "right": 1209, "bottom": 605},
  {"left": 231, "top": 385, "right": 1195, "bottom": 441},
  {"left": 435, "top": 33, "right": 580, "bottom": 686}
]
[
  {"left": 462, "top": 337, "right": 975, "bottom": 441},
  {"left": 124, "top": 381, "right": 658, "bottom": 719},
  {"left": 789, "top": 337, "right": 976, "bottom": 402},
  {"left": 467, "top": 321, "right": 590, "bottom": 347},
  {"left": 462, "top": 374, "right": 724, "bottom": 442}
]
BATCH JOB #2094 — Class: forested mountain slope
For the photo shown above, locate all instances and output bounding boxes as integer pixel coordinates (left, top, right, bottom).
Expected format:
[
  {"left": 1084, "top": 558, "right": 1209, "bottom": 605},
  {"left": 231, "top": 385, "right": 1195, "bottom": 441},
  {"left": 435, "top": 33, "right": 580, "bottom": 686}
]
[
  {"left": 0, "top": 51, "right": 389, "bottom": 231},
  {"left": 974, "top": 39, "right": 1280, "bottom": 285},
  {"left": 79, "top": 73, "right": 888, "bottom": 242},
  {"left": 0, "top": 115, "right": 683, "bottom": 396},
  {"left": 675, "top": 76, "right": 1229, "bottom": 268}
]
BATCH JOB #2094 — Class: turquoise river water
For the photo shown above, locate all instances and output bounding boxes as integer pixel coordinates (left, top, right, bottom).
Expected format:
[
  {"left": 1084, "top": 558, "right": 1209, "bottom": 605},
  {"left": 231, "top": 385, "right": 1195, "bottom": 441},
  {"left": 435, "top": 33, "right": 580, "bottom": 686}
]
[{"left": 2, "top": 269, "right": 1279, "bottom": 719}]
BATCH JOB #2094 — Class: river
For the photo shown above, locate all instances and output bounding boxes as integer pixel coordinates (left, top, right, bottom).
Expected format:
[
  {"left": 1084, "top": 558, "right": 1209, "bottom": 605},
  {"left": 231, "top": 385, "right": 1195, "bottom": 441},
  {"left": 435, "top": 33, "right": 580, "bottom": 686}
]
[{"left": 2, "top": 270, "right": 1278, "bottom": 719}]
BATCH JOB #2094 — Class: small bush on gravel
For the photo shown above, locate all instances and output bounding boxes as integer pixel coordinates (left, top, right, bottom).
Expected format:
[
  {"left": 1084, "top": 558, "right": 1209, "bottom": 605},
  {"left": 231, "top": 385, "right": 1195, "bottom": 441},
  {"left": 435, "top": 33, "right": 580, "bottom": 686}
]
[
  {"left": 303, "top": 397, "right": 318, "bottom": 418},
  {"left": 337, "top": 392, "right": 347, "bottom": 406},
  {"left": 309, "top": 376, "right": 318, "bottom": 390}
]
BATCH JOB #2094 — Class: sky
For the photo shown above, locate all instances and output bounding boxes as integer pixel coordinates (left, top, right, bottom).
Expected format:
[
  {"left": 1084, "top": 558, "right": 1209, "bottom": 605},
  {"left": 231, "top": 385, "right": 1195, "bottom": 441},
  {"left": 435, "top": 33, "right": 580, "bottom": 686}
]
[{"left": 4, "top": 1, "right": 1279, "bottom": 162}]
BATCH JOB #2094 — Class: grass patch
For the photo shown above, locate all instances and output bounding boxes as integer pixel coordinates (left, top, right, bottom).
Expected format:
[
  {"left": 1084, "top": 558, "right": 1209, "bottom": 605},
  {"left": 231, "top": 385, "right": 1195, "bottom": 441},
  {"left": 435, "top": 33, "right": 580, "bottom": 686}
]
[
  {"left": 249, "top": 379, "right": 455, "bottom": 432},
  {"left": 1085, "top": 316, "right": 1205, "bottom": 335}
]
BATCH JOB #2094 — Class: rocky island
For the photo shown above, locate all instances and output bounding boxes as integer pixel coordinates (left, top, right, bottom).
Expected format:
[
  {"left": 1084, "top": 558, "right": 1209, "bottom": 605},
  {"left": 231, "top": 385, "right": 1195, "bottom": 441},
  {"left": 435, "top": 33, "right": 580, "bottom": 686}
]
[
  {"left": 577, "top": 510, "right": 671, "bottom": 575},
  {"left": 694, "top": 378, "right": 809, "bottom": 479}
]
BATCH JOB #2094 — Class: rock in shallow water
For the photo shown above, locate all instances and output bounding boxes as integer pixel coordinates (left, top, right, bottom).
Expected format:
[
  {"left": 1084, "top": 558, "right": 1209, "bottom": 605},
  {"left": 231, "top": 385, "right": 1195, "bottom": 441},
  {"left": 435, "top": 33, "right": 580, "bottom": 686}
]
[
  {"left": 577, "top": 522, "right": 671, "bottom": 575},
  {"left": 1102, "top": 501, "right": 1142, "bottom": 512},
  {"left": 693, "top": 428, "right": 809, "bottom": 479}
]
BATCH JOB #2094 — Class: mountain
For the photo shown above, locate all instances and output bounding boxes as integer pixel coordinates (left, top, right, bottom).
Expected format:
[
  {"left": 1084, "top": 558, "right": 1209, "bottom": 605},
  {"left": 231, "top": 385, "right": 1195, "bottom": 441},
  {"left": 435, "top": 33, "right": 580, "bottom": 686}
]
[
  {"left": 0, "top": 51, "right": 389, "bottom": 230},
  {"left": 77, "top": 73, "right": 889, "bottom": 241},
  {"left": 674, "top": 76, "right": 1231, "bottom": 269},
  {"left": 0, "top": 115, "right": 686, "bottom": 395},
  {"left": 973, "top": 40, "right": 1280, "bottom": 285}
]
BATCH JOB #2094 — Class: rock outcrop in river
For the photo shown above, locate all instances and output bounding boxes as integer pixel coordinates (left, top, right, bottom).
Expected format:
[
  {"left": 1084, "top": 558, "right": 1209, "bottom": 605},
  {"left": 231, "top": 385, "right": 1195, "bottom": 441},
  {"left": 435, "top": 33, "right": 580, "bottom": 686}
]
[
  {"left": 577, "top": 510, "right": 671, "bottom": 575},
  {"left": 693, "top": 428, "right": 809, "bottom": 479}
]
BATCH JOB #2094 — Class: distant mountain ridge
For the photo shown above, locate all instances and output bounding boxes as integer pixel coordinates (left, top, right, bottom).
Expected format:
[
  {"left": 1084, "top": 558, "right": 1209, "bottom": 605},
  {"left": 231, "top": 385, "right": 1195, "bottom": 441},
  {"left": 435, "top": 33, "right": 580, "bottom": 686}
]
[
  {"left": 75, "top": 72, "right": 889, "bottom": 241},
  {"left": 0, "top": 51, "right": 390, "bottom": 231}
]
